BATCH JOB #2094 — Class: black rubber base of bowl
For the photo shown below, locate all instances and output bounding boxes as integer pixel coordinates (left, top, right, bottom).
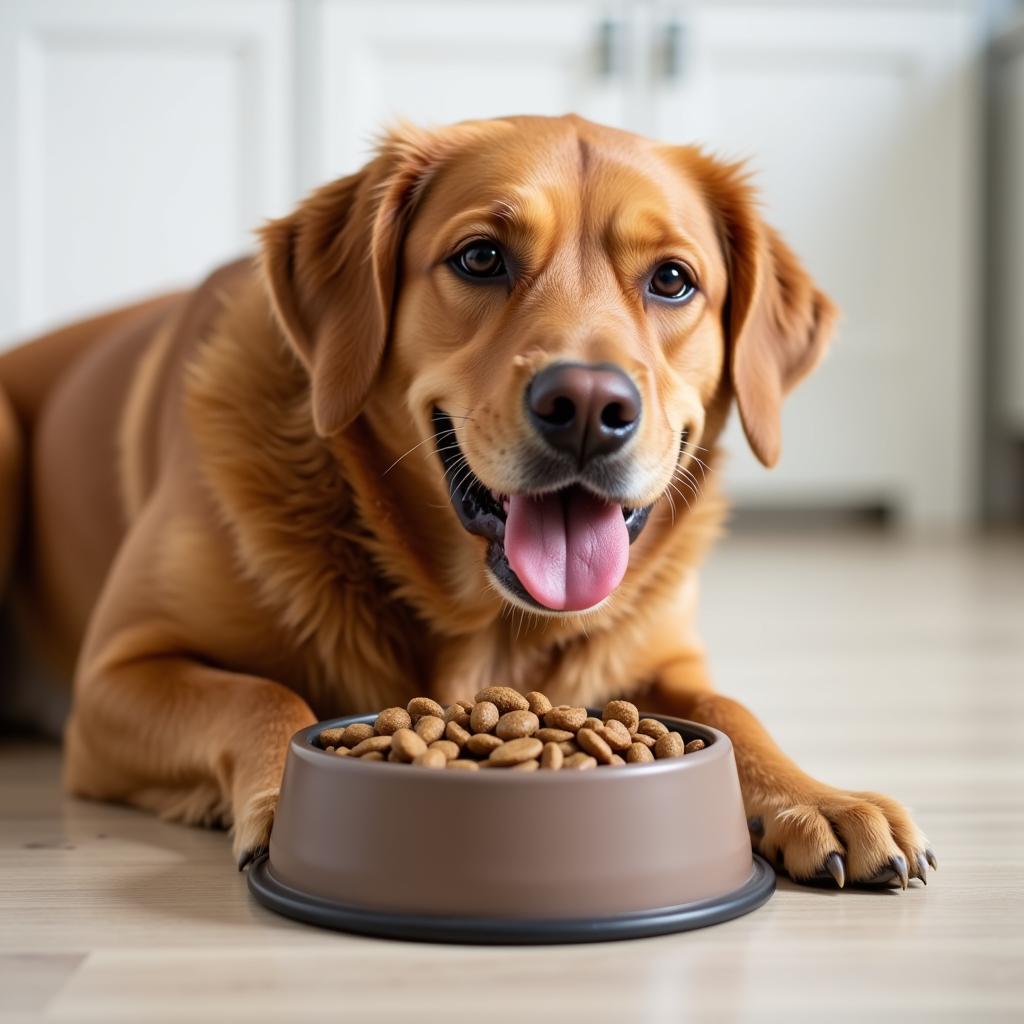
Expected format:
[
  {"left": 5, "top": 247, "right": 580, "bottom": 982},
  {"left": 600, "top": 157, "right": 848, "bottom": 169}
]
[{"left": 247, "top": 853, "right": 775, "bottom": 944}]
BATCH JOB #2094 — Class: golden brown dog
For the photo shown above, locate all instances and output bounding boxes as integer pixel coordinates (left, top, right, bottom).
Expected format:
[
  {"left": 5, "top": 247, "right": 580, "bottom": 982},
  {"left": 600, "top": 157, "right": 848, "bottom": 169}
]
[{"left": 0, "top": 115, "right": 933, "bottom": 887}]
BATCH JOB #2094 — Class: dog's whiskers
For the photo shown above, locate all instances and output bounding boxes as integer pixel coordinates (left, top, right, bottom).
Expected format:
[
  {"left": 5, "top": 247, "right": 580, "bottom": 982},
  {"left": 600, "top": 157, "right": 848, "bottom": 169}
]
[
  {"left": 682, "top": 455, "right": 710, "bottom": 481},
  {"left": 666, "top": 478, "right": 692, "bottom": 512},
  {"left": 450, "top": 459, "right": 479, "bottom": 496},
  {"left": 674, "top": 466, "right": 703, "bottom": 499},
  {"left": 662, "top": 487, "right": 677, "bottom": 525},
  {"left": 382, "top": 427, "right": 454, "bottom": 477}
]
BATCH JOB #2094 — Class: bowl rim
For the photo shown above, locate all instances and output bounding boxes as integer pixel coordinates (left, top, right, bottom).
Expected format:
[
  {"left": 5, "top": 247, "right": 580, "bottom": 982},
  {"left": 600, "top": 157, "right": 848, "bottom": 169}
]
[{"left": 295, "top": 711, "right": 729, "bottom": 782}]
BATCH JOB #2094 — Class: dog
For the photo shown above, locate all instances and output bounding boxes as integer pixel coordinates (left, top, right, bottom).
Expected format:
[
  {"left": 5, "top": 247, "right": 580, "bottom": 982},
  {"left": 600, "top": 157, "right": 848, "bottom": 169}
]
[{"left": 0, "top": 114, "right": 933, "bottom": 887}]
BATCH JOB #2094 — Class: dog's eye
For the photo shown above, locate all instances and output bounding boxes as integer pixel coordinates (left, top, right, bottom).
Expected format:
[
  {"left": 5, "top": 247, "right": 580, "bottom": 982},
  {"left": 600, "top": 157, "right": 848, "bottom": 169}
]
[
  {"left": 648, "top": 261, "right": 697, "bottom": 302},
  {"left": 451, "top": 241, "right": 507, "bottom": 280}
]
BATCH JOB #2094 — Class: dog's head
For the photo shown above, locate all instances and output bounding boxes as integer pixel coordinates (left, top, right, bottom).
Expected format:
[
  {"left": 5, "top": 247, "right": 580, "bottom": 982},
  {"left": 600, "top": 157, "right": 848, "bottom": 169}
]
[{"left": 261, "top": 115, "right": 835, "bottom": 616}]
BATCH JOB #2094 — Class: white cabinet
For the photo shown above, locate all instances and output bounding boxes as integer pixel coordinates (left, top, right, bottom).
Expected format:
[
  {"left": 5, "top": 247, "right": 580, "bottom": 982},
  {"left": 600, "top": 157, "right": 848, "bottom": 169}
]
[
  {"left": 0, "top": 0, "right": 294, "bottom": 340},
  {"left": 302, "top": 1, "right": 633, "bottom": 187}
]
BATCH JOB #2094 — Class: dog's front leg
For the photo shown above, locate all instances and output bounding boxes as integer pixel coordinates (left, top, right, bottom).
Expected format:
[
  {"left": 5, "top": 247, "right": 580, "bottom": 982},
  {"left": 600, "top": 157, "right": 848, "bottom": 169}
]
[
  {"left": 646, "top": 655, "right": 935, "bottom": 888},
  {"left": 65, "top": 649, "right": 316, "bottom": 868}
]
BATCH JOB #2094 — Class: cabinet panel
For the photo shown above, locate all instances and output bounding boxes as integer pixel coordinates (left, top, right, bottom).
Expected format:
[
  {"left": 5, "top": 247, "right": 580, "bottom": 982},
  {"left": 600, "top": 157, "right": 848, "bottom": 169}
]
[
  {"left": 651, "top": 3, "right": 979, "bottom": 526},
  {"left": 307, "top": 1, "right": 632, "bottom": 185},
  {"left": 0, "top": 0, "right": 293, "bottom": 342}
]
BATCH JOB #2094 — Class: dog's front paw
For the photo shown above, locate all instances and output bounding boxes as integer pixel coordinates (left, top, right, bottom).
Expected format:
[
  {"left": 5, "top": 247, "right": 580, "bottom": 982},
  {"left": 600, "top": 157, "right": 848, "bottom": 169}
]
[
  {"left": 232, "top": 787, "right": 279, "bottom": 871},
  {"left": 748, "top": 786, "right": 936, "bottom": 889}
]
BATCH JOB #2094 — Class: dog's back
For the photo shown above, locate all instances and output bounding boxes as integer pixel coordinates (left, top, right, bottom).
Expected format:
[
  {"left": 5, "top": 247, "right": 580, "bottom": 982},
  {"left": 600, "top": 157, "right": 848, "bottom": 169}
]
[{"left": 0, "top": 291, "right": 186, "bottom": 729}]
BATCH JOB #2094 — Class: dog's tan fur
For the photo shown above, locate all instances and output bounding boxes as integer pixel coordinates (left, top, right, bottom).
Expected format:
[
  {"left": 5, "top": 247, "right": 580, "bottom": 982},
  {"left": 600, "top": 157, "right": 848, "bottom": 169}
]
[{"left": 0, "top": 116, "right": 930, "bottom": 884}]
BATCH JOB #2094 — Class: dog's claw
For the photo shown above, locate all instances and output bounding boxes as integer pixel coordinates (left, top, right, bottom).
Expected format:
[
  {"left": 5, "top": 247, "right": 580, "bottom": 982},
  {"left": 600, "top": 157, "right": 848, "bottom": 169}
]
[
  {"left": 925, "top": 847, "right": 938, "bottom": 871},
  {"left": 824, "top": 852, "right": 846, "bottom": 888},
  {"left": 891, "top": 854, "right": 909, "bottom": 890},
  {"left": 914, "top": 851, "right": 929, "bottom": 883}
]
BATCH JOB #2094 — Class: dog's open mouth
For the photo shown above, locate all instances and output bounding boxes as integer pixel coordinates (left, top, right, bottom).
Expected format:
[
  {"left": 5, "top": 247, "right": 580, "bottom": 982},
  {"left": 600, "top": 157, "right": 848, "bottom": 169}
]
[{"left": 433, "top": 410, "right": 651, "bottom": 612}]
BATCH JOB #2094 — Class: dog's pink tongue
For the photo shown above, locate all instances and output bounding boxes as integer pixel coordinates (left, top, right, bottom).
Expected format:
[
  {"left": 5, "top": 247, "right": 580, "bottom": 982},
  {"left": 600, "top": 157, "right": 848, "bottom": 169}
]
[{"left": 505, "top": 489, "right": 629, "bottom": 611}]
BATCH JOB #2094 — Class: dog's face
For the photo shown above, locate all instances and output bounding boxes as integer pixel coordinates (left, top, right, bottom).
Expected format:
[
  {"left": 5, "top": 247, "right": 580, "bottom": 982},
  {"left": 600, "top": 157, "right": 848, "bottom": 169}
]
[{"left": 262, "top": 116, "right": 835, "bottom": 616}]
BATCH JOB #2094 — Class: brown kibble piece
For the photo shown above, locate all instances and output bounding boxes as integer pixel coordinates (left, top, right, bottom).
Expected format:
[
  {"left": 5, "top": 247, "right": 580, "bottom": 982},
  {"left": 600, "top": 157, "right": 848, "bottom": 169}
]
[
  {"left": 609, "top": 753, "right": 625, "bottom": 765},
  {"left": 375, "top": 707, "right": 412, "bottom": 736},
  {"left": 474, "top": 686, "right": 530, "bottom": 713},
  {"left": 626, "top": 742, "right": 655, "bottom": 763},
  {"left": 557, "top": 740, "right": 579, "bottom": 756},
  {"left": 342, "top": 722, "right": 374, "bottom": 746},
  {"left": 429, "top": 739, "right": 460, "bottom": 761},
  {"left": 350, "top": 735, "right": 393, "bottom": 757},
  {"left": 447, "top": 759, "right": 480, "bottom": 771},
  {"left": 510, "top": 758, "right": 540, "bottom": 772},
  {"left": 445, "top": 721, "right": 471, "bottom": 747},
  {"left": 631, "top": 732, "right": 656, "bottom": 749},
  {"left": 495, "top": 710, "right": 539, "bottom": 740},
  {"left": 391, "top": 728, "right": 427, "bottom": 762},
  {"left": 544, "top": 706, "right": 587, "bottom": 731},
  {"left": 414, "top": 715, "right": 445, "bottom": 744},
  {"left": 361, "top": 751, "right": 386, "bottom": 762},
  {"left": 603, "top": 700, "right": 640, "bottom": 735},
  {"left": 577, "top": 727, "right": 614, "bottom": 764},
  {"left": 457, "top": 700, "right": 475, "bottom": 712},
  {"left": 684, "top": 738, "right": 706, "bottom": 754},
  {"left": 488, "top": 736, "right": 543, "bottom": 766},
  {"left": 540, "top": 742, "right": 563, "bottom": 770},
  {"left": 637, "top": 718, "right": 669, "bottom": 740},
  {"left": 563, "top": 752, "right": 597, "bottom": 770},
  {"left": 655, "top": 731, "right": 685, "bottom": 759},
  {"left": 526, "top": 691, "right": 553, "bottom": 716},
  {"left": 444, "top": 705, "right": 470, "bottom": 728},
  {"left": 407, "top": 697, "right": 446, "bottom": 722},
  {"left": 333, "top": 747, "right": 350, "bottom": 757},
  {"left": 469, "top": 701, "right": 499, "bottom": 734},
  {"left": 583, "top": 717, "right": 602, "bottom": 731},
  {"left": 467, "top": 732, "right": 503, "bottom": 757},
  {"left": 536, "top": 727, "right": 573, "bottom": 743},
  {"left": 599, "top": 719, "right": 632, "bottom": 752},
  {"left": 318, "top": 727, "right": 346, "bottom": 748},
  {"left": 413, "top": 749, "right": 447, "bottom": 768}
]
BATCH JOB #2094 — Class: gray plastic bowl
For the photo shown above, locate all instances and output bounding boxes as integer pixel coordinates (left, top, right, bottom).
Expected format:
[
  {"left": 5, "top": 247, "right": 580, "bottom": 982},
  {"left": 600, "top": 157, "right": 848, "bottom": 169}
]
[{"left": 247, "top": 712, "right": 774, "bottom": 942}]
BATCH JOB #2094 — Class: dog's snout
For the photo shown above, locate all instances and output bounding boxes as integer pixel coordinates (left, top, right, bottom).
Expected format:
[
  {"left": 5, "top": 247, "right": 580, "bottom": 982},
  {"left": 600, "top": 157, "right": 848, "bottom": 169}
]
[{"left": 526, "top": 362, "right": 641, "bottom": 464}]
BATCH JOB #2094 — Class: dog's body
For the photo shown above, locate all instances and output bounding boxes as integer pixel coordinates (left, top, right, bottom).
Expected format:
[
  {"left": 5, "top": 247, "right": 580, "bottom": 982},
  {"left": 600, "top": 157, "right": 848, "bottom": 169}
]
[{"left": 0, "top": 116, "right": 932, "bottom": 886}]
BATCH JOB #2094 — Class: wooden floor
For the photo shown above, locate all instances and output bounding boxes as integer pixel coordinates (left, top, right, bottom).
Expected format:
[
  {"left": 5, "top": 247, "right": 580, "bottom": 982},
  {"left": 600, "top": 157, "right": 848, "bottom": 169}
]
[{"left": 1, "top": 530, "right": 1022, "bottom": 1022}]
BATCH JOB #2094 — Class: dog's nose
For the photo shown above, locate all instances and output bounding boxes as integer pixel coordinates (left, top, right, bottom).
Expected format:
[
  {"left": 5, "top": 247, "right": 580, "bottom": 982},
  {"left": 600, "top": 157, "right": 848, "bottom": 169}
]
[{"left": 526, "top": 362, "right": 641, "bottom": 464}]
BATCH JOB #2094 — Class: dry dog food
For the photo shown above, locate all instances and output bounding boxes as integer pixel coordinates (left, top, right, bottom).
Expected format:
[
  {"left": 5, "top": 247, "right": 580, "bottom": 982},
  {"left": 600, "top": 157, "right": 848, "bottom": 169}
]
[{"left": 317, "top": 691, "right": 709, "bottom": 771}]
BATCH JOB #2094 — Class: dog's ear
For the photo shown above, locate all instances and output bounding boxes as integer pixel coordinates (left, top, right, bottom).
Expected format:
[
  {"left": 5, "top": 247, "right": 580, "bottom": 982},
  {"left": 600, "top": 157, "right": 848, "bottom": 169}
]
[
  {"left": 258, "top": 127, "right": 447, "bottom": 436},
  {"left": 688, "top": 153, "right": 838, "bottom": 467}
]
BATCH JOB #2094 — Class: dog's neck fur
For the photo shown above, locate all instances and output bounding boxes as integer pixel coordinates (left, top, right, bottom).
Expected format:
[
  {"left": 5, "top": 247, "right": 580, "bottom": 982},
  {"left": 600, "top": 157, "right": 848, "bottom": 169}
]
[{"left": 186, "top": 280, "right": 729, "bottom": 713}]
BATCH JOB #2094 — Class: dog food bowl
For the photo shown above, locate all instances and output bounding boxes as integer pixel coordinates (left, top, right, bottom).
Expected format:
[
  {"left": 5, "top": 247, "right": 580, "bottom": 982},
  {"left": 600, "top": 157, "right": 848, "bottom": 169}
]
[{"left": 247, "top": 712, "right": 774, "bottom": 943}]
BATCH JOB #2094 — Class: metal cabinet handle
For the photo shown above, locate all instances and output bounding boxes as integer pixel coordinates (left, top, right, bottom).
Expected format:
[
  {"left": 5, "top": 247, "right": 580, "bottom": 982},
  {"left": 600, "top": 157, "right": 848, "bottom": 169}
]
[
  {"left": 597, "top": 19, "right": 622, "bottom": 78},
  {"left": 661, "top": 20, "right": 686, "bottom": 80}
]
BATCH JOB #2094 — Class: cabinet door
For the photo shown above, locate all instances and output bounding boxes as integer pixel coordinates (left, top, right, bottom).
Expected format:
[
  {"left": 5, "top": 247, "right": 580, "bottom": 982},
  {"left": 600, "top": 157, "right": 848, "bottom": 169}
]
[
  {"left": 0, "top": 0, "right": 293, "bottom": 343},
  {"left": 648, "top": 2, "right": 979, "bottom": 527},
  {"left": 305, "top": 1, "right": 634, "bottom": 187}
]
